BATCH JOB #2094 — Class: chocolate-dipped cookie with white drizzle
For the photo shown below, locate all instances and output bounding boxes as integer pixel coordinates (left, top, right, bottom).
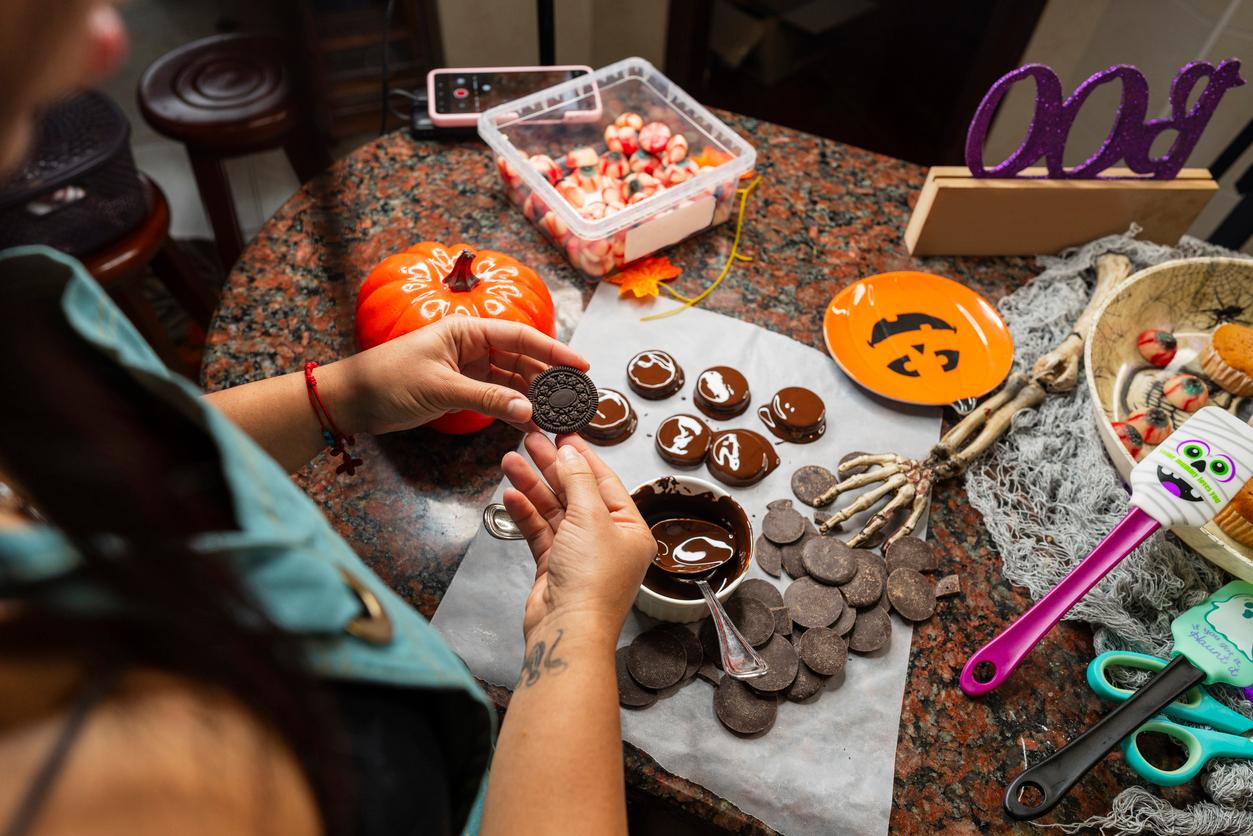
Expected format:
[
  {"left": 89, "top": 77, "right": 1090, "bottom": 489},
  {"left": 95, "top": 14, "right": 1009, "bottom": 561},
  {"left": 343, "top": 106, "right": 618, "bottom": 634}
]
[
  {"left": 580, "top": 388, "right": 638, "bottom": 445},
  {"left": 627, "top": 350, "right": 684, "bottom": 399},
  {"left": 655, "top": 413, "right": 712, "bottom": 466}
]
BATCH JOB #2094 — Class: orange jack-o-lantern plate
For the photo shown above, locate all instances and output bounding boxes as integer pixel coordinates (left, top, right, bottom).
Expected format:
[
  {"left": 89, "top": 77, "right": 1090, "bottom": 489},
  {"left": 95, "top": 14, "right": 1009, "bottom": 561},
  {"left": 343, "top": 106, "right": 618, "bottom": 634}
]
[{"left": 823, "top": 272, "right": 1013, "bottom": 406}]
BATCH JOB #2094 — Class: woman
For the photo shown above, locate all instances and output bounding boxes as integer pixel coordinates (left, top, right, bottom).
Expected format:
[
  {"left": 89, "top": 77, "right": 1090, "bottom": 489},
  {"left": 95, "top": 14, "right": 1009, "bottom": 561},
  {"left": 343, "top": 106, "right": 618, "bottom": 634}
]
[{"left": 0, "top": 3, "right": 656, "bottom": 834}]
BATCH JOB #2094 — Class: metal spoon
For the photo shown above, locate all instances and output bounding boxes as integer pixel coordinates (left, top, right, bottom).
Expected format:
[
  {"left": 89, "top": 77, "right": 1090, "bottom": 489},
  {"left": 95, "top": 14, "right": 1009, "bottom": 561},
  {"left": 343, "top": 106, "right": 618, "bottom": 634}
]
[
  {"left": 650, "top": 519, "right": 767, "bottom": 680},
  {"left": 483, "top": 503, "right": 523, "bottom": 539},
  {"left": 681, "top": 572, "right": 769, "bottom": 679},
  {"left": 483, "top": 503, "right": 767, "bottom": 679}
]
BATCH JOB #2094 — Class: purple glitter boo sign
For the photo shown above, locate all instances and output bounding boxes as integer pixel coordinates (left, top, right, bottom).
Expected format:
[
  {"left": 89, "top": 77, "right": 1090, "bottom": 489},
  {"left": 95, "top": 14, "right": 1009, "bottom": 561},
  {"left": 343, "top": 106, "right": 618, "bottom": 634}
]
[{"left": 965, "top": 59, "right": 1245, "bottom": 179}]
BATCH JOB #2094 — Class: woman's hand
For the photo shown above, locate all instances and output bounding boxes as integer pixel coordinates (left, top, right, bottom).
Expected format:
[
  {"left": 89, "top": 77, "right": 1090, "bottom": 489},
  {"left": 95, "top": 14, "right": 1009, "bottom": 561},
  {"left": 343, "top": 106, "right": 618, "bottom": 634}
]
[
  {"left": 501, "top": 434, "right": 656, "bottom": 641},
  {"left": 337, "top": 316, "right": 587, "bottom": 436}
]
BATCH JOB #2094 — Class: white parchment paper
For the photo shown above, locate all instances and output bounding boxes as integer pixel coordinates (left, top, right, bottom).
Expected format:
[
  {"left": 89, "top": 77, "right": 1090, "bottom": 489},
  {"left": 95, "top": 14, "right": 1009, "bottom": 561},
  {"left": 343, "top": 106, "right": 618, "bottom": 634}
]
[{"left": 432, "top": 285, "right": 941, "bottom": 835}]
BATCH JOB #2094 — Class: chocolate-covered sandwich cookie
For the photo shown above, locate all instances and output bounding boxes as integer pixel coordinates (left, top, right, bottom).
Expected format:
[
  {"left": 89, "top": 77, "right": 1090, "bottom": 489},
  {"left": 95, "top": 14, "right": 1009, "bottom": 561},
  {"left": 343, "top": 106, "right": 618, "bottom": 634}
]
[
  {"left": 580, "top": 388, "right": 637, "bottom": 445},
  {"left": 758, "top": 386, "right": 825, "bottom": 443},
  {"left": 694, "top": 366, "right": 750, "bottom": 418},
  {"left": 705, "top": 428, "right": 779, "bottom": 487},
  {"left": 655, "top": 414, "right": 711, "bottom": 466},
  {"left": 627, "top": 350, "right": 684, "bottom": 399}
]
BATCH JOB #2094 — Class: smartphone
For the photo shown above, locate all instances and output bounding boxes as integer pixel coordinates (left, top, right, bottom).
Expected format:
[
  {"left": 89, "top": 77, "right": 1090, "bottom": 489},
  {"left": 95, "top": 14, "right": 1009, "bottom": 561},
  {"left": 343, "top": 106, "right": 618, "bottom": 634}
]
[{"left": 427, "top": 65, "right": 600, "bottom": 127}]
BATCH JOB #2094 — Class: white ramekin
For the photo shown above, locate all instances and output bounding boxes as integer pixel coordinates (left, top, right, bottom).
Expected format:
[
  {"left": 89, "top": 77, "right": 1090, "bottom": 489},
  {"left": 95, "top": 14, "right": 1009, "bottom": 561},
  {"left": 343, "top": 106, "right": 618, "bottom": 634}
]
[{"left": 632, "top": 475, "right": 754, "bottom": 623}]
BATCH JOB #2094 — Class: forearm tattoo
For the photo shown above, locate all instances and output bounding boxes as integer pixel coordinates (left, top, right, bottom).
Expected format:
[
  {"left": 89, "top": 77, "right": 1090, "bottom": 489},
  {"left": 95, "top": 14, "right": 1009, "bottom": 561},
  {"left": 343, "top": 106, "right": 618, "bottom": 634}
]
[{"left": 519, "top": 628, "right": 568, "bottom": 688}]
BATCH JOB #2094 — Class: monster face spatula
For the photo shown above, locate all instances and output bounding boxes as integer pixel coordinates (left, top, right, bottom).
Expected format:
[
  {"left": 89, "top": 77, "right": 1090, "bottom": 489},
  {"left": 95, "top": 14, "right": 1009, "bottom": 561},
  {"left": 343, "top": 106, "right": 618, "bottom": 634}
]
[
  {"left": 1004, "top": 580, "right": 1253, "bottom": 820},
  {"left": 960, "top": 406, "right": 1253, "bottom": 697}
]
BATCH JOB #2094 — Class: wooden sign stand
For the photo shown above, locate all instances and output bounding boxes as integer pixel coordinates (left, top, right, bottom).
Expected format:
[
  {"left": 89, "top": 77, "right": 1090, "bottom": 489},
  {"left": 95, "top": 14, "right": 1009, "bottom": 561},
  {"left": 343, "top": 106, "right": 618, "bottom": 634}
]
[{"left": 904, "top": 166, "right": 1218, "bottom": 256}]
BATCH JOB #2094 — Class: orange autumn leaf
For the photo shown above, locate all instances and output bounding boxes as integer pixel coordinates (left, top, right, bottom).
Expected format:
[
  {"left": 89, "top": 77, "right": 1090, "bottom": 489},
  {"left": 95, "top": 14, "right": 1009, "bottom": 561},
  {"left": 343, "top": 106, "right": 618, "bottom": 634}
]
[{"left": 606, "top": 256, "right": 682, "bottom": 299}]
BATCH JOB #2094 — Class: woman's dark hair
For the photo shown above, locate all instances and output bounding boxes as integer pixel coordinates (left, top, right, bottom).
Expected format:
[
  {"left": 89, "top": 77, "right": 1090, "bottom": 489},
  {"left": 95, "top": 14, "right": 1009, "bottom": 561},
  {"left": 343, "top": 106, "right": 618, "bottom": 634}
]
[{"left": 0, "top": 254, "right": 349, "bottom": 833}]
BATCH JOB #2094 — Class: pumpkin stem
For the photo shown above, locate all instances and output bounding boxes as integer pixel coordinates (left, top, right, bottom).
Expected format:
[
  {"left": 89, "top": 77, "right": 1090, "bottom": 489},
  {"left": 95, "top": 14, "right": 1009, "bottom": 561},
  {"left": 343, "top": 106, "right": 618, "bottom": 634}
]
[{"left": 444, "top": 250, "right": 480, "bottom": 292}]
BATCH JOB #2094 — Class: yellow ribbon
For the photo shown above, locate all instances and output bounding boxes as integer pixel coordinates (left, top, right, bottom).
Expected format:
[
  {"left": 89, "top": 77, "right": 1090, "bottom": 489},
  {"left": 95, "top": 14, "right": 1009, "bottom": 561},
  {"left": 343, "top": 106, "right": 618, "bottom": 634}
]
[{"left": 643, "top": 175, "right": 762, "bottom": 321}]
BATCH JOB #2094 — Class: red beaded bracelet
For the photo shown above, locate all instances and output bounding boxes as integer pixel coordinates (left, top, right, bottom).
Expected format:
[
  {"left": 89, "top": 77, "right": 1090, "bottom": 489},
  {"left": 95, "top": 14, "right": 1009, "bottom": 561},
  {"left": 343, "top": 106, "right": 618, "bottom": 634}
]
[{"left": 304, "top": 361, "right": 363, "bottom": 476}]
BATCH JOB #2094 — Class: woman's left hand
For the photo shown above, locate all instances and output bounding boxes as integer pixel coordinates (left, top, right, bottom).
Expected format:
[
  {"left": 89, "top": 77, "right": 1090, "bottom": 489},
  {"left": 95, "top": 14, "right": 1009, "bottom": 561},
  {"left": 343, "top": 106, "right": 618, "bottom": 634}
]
[{"left": 335, "top": 316, "right": 587, "bottom": 435}]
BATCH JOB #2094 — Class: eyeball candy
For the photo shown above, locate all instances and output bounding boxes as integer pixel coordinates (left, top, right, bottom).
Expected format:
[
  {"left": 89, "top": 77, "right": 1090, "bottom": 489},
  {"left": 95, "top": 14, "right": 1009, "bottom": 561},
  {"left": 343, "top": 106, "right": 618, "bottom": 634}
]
[
  {"left": 603, "top": 124, "right": 639, "bottom": 157},
  {"left": 527, "top": 154, "right": 562, "bottom": 185},
  {"left": 639, "top": 121, "right": 672, "bottom": 154},
  {"left": 1127, "top": 407, "right": 1173, "bottom": 445},
  {"left": 1137, "top": 329, "right": 1178, "bottom": 367},
  {"left": 539, "top": 210, "right": 571, "bottom": 246},
  {"left": 623, "top": 172, "right": 662, "bottom": 203},
  {"left": 663, "top": 133, "right": 688, "bottom": 164},
  {"left": 1163, "top": 373, "right": 1209, "bottom": 412},
  {"left": 565, "top": 146, "right": 599, "bottom": 170},
  {"left": 599, "top": 151, "right": 630, "bottom": 179},
  {"left": 614, "top": 112, "right": 644, "bottom": 131},
  {"left": 629, "top": 149, "right": 662, "bottom": 175},
  {"left": 522, "top": 191, "right": 549, "bottom": 222},
  {"left": 555, "top": 177, "right": 586, "bottom": 208},
  {"left": 496, "top": 155, "right": 523, "bottom": 188},
  {"left": 1113, "top": 421, "right": 1145, "bottom": 458}
]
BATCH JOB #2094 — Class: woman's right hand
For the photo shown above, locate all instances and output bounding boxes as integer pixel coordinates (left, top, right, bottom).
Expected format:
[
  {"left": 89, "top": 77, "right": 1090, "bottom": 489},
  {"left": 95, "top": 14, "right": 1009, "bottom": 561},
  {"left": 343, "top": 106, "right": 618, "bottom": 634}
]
[{"left": 501, "top": 433, "right": 656, "bottom": 642}]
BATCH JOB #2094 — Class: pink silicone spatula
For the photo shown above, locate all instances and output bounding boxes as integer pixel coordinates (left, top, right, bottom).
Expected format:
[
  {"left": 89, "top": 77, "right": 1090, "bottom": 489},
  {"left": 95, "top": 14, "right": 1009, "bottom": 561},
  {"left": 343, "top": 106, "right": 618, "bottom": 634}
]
[{"left": 960, "top": 407, "right": 1253, "bottom": 697}]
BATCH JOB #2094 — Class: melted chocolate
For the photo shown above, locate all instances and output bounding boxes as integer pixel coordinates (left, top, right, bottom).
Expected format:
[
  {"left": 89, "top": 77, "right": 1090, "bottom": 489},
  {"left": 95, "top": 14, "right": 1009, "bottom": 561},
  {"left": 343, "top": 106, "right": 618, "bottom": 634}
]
[
  {"left": 655, "top": 413, "right": 712, "bottom": 465},
  {"left": 627, "top": 350, "right": 684, "bottom": 399},
  {"left": 694, "top": 366, "right": 751, "bottom": 418},
  {"left": 706, "top": 429, "right": 780, "bottom": 487},
  {"left": 632, "top": 479, "right": 751, "bottom": 601},
  {"left": 650, "top": 518, "right": 736, "bottom": 575},
  {"left": 581, "top": 388, "right": 637, "bottom": 445},
  {"left": 757, "top": 386, "right": 826, "bottom": 443}
]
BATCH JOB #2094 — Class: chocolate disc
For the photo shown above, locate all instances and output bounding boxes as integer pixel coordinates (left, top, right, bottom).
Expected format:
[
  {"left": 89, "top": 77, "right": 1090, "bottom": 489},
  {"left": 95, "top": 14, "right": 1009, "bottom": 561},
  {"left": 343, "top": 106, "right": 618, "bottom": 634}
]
[
  {"left": 840, "top": 550, "right": 886, "bottom": 608},
  {"left": 785, "top": 661, "right": 828, "bottom": 702},
  {"left": 726, "top": 596, "right": 775, "bottom": 647},
  {"left": 791, "top": 465, "right": 838, "bottom": 507},
  {"left": 797, "top": 626, "right": 848, "bottom": 676},
  {"left": 714, "top": 677, "right": 778, "bottom": 735},
  {"left": 745, "top": 634, "right": 799, "bottom": 693},
  {"left": 802, "top": 537, "right": 857, "bottom": 585},
  {"left": 627, "top": 628, "right": 687, "bottom": 689},
  {"left": 771, "top": 605, "right": 792, "bottom": 636},
  {"left": 784, "top": 576, "right": 845, "bottom": 629},
  {"left": 627, "top": 350, "right": 684, "bottom": 399},
  {"left": 699, "top": 617, "right": 723, "bottom": 670},
  {"left": 655, "top": 414, "right": 712, "bottom": 466},
  {"left": 580, "top": 388, "right": 637, "bottom": 445},
  {"left": 657, "top": 623, "right": 703, "bottom": 681},
  {"left": 706, "top": 429, "right": 780, "bottom": 488},
  {"left": 936, "top": 573, "right": 962, "bottom": 598},
  {"left": 755, "top": 534, "right": 783, "bottom": 577},
  {"left": 527, "top": 366, "right": 600, "bottom": 434},
  {"left": 762, "top": 503, "right": 806, "bottom": 545},
  {"left": 735, "top": 578, "right": 785, "bottom": 610},
  {"left": 887, "top": 568, "right": 937, "bottom": 621},
  {"left": 837, "top": 451, "right": 872, "bottom": 479},
  {"left": 780, "top": 519, "right": 818, "bottom": 579},
  {"left": 757, "top": 387, "right": 826, "bottom": 444},
  {"left": 885, "top": 536, "right": 939, "bottom": 574},
  {"left": 697, "top": 661, "right": 722, "bottom": 685},
  {"left": 831, "top": 601, "right": 857, "bottom": 636},
  {"left": 616, "top": 646, "right": 657, "bottom": 708},
  {"left": 848, "top": 607, "right": 892, "bottom": 653},
  {"left": 694, "top": 365, "right": 751, "bottom": 418}
]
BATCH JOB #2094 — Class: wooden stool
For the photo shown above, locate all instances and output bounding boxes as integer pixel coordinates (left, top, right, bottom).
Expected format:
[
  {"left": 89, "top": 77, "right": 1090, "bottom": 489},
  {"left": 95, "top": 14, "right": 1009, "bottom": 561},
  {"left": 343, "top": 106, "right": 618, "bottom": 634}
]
[
  {"left": 137, "top": 33, "right": 330, "bottom": 269},
  {"left": 82, "top": 174, "right": 216, "bottom": 379}
]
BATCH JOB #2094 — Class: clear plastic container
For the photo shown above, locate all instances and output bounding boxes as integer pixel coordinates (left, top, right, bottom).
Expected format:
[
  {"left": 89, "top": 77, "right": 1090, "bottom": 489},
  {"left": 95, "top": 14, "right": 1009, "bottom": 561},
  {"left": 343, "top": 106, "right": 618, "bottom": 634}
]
[{"left": 478, "top": 57, "right": 757, "bottom": 278}]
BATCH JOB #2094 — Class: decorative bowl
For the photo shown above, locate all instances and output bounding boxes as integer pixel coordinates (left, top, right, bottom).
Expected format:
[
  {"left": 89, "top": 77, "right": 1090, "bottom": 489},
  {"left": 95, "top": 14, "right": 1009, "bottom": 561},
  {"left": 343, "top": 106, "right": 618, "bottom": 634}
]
[{"left": 1085, "top": 257, "right": 1253, "bottom": 579}]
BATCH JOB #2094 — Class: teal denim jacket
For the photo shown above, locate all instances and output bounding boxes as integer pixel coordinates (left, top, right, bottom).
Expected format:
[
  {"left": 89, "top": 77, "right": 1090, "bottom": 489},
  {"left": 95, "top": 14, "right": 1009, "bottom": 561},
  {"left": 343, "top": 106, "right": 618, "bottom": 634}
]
[{"left": 0, "top": 247, "right": 493, "bottom": 832}]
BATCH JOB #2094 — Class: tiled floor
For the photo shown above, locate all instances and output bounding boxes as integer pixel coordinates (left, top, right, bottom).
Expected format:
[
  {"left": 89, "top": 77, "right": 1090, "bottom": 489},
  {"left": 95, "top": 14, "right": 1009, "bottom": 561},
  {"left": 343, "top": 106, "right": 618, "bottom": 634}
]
[{"left": 100, "top": 0, "right": 302, "bottom": 243}]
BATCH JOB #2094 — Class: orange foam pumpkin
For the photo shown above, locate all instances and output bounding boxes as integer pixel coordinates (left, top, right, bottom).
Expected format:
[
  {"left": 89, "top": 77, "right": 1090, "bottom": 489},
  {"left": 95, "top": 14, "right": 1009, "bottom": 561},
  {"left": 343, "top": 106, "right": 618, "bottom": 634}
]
[{"left": 356, "top": 241, "right": 556, "bottom": 434}]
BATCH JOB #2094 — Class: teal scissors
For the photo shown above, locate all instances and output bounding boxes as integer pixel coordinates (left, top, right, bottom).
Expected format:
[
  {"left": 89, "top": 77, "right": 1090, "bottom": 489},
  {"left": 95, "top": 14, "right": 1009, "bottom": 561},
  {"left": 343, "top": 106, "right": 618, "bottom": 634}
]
[{"left": 1087, "top": 650, "right": 1253, "bottom": 786}]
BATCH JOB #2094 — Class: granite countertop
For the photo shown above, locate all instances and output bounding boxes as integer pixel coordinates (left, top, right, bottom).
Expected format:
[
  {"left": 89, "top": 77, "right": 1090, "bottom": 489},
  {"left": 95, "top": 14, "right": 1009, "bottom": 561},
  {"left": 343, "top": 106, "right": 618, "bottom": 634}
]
[{"left": 202, "top": 112, "right": 1204, "bottom": 832}]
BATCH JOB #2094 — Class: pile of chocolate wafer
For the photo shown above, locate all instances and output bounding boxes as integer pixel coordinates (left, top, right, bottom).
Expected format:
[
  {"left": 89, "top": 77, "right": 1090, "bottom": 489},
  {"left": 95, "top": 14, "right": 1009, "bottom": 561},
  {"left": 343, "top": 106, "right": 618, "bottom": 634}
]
[{"left": 616, "top": 463, "right": 961, "bottom": 736}]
